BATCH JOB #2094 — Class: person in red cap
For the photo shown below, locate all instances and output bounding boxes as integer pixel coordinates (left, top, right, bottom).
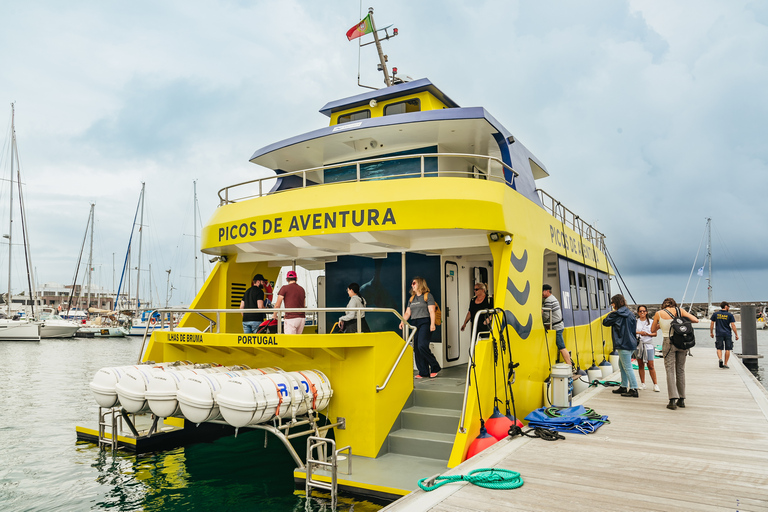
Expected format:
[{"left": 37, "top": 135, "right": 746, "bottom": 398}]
[
  {"left": 272, "top": 270, "right": 306, "bottom": 334},
  {"left": 240, "top": 274, "right": 267, "bottom": 333}
]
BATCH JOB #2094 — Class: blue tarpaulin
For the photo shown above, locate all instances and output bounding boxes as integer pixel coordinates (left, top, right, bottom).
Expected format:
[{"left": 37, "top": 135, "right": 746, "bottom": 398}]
[{"left": 524, "top": 405, "right": 609, "bottom": 434}]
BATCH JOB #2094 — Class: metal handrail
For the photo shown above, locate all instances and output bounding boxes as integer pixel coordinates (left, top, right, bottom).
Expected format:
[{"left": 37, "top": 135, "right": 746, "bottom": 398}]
[
  {"left": 218, "top": 152, "right": 520, "bottom": 204},
  {"left": 536, "top": 188, "right": 606, "bottom": 250},
  {"left": 458, "top": 308, "right": 498, "bottom": 434},
  {"left": 376, "top": 326, "right": 415, "bottom": 393}
]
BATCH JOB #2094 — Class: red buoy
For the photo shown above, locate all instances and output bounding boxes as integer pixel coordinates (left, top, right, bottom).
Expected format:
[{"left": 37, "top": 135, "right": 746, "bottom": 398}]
[
  {"left": 485, "top": 407, "right": 515, "bottom": 441},
  {"left": 465, "top": 426, "right": 499, "bottom": 459}
]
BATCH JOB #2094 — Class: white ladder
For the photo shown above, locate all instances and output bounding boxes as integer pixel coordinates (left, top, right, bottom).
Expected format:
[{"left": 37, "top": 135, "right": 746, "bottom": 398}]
[
  {"left": 305, "top": 436, "right": 351, "bottom": 508},
  {"left": 98, "top": 407, "right": 122, "bottom": 451}
]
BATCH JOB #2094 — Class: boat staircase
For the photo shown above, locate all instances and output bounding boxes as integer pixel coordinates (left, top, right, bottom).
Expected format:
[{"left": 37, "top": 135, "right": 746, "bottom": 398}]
[
  {"left": 294, "top": 364, "right": 468, "bottom": 501},
  {"left": 383, "top": 364, "right": 466, "bottom": 462}
]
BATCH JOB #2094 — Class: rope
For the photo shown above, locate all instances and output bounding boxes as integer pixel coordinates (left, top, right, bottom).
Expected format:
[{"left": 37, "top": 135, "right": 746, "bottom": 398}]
[
  {"left": 508, "top": 425, "right": 565, "bottom": 441},
  {"left": 418, "top": 468, "right": 523, "bottom": 491}
]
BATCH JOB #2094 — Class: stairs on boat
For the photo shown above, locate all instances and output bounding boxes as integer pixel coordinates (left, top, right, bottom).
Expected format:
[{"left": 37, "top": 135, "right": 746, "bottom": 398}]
[{"left": 383, "top": 367, "right": 465, "bottom": 461}]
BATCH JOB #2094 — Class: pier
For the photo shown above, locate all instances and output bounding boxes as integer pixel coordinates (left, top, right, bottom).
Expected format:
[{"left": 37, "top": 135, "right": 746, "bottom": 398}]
[{"left": 383, "top": 347, "right": 768, "bottom": 511}]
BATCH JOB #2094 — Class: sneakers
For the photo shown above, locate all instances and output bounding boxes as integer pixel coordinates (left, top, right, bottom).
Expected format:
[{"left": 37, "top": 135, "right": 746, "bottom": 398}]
[
  {"left": 639, "top": 382, "right": 646, "bottom": 390},
  {"left": 653, "top": 384, "right": 661, "bottom": 392},
  {"left": 621, "top": 389, "right": 639, "bottom": 397},
  {"left": 429, "top": 372, "right": 439, "bottom": 378},
  {"left": 723, "top": 365, "right": 729, "bottom": 369},
  {"left": 719, "top": 360, "right": 724, "bottom": 368},
  {"left": 612, "top": 387, "right": 627, "bottom": 394}
]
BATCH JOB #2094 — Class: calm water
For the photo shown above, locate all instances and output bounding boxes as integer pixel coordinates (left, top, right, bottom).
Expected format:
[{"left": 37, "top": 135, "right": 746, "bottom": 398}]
[{"left": 0, "top": 337, "right": 383, "bottom": 512}]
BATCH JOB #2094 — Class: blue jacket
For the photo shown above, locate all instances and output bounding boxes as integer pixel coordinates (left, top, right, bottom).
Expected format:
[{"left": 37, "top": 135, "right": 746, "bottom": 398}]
[{"left": 602, "top": 306, "right": 638, "bottom": 351}]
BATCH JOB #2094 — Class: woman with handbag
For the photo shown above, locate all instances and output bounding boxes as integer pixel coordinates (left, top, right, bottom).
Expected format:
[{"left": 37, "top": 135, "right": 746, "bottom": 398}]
[
  {"left": 635, "top": 305, "right": 660, "bottom": 392},
  {"left": 338, "top": 283, "right": 370, "bottom": 333},
  {"left": 399, "top": 276, "right": 441, "bottom": 379},
  {"left": 651, "top": 298, "right": 699, "bottom": 410}
]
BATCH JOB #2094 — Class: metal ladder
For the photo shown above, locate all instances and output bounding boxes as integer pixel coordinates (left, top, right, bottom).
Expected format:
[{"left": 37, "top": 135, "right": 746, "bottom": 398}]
[
  {"left": 305, "top": 436, "right": 351, "bottom": 508},
  {"left": 98, "top": 407, "right": 122, "bottom": 451}
]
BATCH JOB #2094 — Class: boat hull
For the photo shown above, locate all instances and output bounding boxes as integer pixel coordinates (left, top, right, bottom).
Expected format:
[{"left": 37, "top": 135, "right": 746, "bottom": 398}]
[{"left": 0, "top": 320, "right": 41, "bottom": 341}]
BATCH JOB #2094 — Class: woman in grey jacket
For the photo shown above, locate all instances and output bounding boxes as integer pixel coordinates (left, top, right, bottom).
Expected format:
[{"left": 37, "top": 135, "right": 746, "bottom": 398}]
[
  {"left": 339, "top": 283, "right": 370, "bottom": 333},
  {"left": 602, "top": 294, "right": 639, "bottom": 397}
]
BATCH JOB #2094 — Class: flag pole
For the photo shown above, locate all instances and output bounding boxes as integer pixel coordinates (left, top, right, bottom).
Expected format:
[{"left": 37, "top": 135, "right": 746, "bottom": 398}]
[{"left": 368, "top": 8, "right": 392, "bottom": 87}]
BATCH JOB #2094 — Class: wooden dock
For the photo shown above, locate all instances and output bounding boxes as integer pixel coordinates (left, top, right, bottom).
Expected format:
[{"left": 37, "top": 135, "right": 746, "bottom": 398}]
[{"left": 383, "top": 347, "right": 768, "bottom": 511}]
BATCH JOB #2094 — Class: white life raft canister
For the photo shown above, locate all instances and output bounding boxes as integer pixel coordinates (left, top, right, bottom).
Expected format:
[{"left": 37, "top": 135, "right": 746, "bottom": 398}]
[
  {"left": 176, "top": 367, "right": 281, "bottom": 424},
  {"left": 89, "top": 362, "right": 181, "bottom": 408},
  {"left": 146, "top": 365, "right": 281, "bottom": 418},
  {"left": 115, "top": 361, "right": 194, "bottom": 414},
  {"left": 217, "top": 369, "right": 332, "bottom": 428}
]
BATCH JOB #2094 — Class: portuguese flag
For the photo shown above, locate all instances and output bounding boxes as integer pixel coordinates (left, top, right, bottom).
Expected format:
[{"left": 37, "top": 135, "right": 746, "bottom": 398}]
[{"left": 346, "top": 14, "right": 373, "bottom": 40}]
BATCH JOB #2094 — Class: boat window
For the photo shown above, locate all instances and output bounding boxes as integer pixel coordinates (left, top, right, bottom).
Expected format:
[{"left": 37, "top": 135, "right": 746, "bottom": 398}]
[
  {"left": 578, "top": 273, "right": 588, "bottom": 310},
  {"left": 588, "top": 276, "right": 598, "bottom": 310},
  {"left": 597, "top": 279, "right": 606, "bottom": 309},
  {"left": 384, "top": 99, "right": 421, "bottom": 116},
  {"left": 568, "top": 271, "right": 578, "bottom": 309},
  {"left": 338, "top": 109, "right": 371, "bottom": 124},
  {"left": 325, "top": 146, "right": 438, "bottom": 183}
]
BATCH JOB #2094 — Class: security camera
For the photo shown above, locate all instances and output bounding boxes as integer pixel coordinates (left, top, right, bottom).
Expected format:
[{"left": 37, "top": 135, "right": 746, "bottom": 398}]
[{"left": 504, "top": 235, "right": 512, "bottom": 245}]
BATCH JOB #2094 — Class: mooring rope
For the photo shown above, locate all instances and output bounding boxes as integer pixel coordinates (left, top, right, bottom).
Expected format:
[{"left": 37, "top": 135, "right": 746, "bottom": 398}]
[{"left": 418, "top": 468, "right": 523, "bottom": 491}]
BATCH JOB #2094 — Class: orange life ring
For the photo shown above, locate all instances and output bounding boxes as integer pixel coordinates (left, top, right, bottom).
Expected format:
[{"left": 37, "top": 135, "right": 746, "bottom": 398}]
[{"left": 150, "top": 317, "right": 157, "bottom": 325}]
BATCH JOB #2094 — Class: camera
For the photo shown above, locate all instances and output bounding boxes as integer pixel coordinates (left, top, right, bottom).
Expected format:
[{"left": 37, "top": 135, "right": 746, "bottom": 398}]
[{"left": 504, "top": 235, "right": 512, "bottom": 245}]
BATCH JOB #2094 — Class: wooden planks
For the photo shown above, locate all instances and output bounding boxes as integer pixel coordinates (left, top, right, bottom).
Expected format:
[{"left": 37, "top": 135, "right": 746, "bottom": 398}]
[{"left": 384, "top": 348, "right": 768, "bottom": 511}]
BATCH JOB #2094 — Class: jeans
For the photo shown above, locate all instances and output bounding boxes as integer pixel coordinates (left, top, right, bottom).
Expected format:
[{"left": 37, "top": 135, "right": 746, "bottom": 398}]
[
  {"left": 242, "top": 321, "right": 261, "bottom": 333},
  {"left": 662, "top": 337, "right": 687, "bottom": 399},
  {"left": 618, "top": 349, "right": 638, "bottom": 389},
  {"left": 413, "top": 318, "right": 441, "bottom": 377}
]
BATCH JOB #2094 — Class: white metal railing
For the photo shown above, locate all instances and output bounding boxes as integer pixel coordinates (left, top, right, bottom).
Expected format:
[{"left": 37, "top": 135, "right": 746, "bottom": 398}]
[
  {"left": 138, "top": 306, "right": 413, "bottom": 393},
  {"left": 458, "top": 308, "right": 498, "bottom": 434},
  {"left": 536, "top": 188, "right": 606, "bottom": 250},
  {"left": 218, "top": 152, "right": 519, "bottom": 205}
]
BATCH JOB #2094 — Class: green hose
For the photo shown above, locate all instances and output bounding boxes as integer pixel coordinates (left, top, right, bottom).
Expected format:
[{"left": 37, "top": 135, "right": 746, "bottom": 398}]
[{"left": 418, "top": 468, "right": 523, "bottom": 491}]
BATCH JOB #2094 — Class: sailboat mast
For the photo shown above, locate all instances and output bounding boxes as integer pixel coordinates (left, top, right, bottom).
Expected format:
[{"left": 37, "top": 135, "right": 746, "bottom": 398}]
[
  {"left": 706, "top": 217, "right": 712, "bottom": 312},
  {"left": 86, "top": 203, "right": 94, "bottom": 311},
  {"left": 193, "top": 180, "right": 198, "bottom": 293},
  {"left": 135, "top": 182, "right": 145, "bottom": 314},
  {"left": 7, "top": 104, "right": 15, "bottom": 316}
]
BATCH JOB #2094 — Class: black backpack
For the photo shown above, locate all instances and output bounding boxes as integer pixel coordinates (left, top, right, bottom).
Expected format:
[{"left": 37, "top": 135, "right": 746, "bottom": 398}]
[{"left": 666, "top": 307, "right": 695, "bottom": 350}]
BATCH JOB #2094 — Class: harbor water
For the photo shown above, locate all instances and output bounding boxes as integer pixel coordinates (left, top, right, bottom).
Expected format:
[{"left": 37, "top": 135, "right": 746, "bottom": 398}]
[{"left": 0, "top": 337, "right": 384, "bottom": 512}]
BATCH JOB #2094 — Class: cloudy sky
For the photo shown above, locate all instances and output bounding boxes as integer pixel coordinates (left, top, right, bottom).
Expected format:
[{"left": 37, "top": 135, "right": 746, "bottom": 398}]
[{"left": 0, "top": 0, "right": 765, "bottom": 306}]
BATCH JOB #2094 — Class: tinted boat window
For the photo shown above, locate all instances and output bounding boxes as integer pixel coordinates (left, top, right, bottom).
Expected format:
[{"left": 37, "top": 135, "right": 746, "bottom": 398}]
[
  {"left": 338, "top": 110, "right": 371, "bottom": 124},
  {"left": 325, "top": 146, "right": 438, "bottom": 183},
  {"left": 578, "top": 273, "right": 588, "bottom": 310},
  {"left": 569, "top": 271, "right": 578, "bottom": 309},
  {"left": 384, "top": 99, "right": 420, "bottom": 116}
]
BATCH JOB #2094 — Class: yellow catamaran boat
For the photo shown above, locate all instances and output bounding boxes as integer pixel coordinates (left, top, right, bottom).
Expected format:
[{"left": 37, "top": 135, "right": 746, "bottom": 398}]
[{"left": 79, "top": 11, "right": 617, "bottom": 504}]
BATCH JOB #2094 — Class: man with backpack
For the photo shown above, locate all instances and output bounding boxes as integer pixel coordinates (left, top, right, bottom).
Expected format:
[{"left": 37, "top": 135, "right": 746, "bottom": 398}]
[{"left": 710, "top": 301, "right": 739, "bottom": 369}]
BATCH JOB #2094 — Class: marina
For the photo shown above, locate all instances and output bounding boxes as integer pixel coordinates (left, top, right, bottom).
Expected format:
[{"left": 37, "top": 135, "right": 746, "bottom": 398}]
[{"left": 1, "top": 3, "right": 767, "bottom": 512}]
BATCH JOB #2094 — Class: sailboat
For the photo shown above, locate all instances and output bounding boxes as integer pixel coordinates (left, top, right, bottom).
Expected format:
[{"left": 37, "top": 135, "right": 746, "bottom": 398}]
[
  {"left": 0, "top": 104, "right": 40, "bottom": 341},
  {"left": 73, "top": 204, "right": 129, "bottom": 337}
]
